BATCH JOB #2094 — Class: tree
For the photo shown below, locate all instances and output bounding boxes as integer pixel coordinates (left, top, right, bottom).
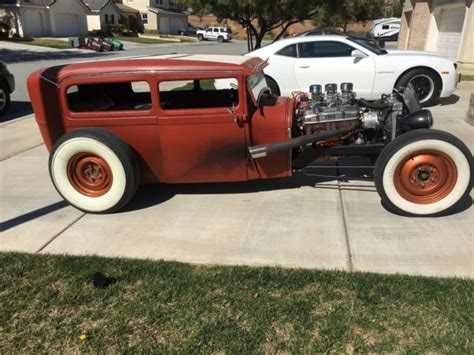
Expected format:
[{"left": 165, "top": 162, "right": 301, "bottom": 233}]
[
  {"left": 178, "top": 0, "right": 326, "bottom": 50},
  {"left": 314, "top": 0, "right": 385, "bottom": 32}
]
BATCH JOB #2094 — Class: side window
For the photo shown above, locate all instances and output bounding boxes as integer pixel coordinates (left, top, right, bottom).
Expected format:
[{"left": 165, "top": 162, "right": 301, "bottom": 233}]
[
  {"left": 298, "top": 41, "right": 354, "bottom": 58},
  {"left": 213, "top": 28, "right": 219, "bottom": 33},
  {"left": 159, "top": 78, "right": 239, "bottom": 110},
  {"left": 206, "top": 28, "right": 212, "bottom": 32},
  {"left": 276, "top": 44, "right": 297, "bottom": 57},
  {"left": 66, "top": 81, "right": 151, "bottom": 112},
  {"left": 382, "top": 24, "right": 389, "bottom": 30}
]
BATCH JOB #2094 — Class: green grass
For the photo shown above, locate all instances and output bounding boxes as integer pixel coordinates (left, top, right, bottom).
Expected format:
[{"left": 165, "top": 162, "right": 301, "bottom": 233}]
[
  {"left": 21, "top": 38, "right": 71, "bottom": 49},
  {"left": 460, "top": 74, "right": 474, "bottom": 81},
  {"left": 116, "top": 36, "right": 171, "bottom": 44},
  {"left": 0, "top": 253, "right": 472, "bottom": 353}
]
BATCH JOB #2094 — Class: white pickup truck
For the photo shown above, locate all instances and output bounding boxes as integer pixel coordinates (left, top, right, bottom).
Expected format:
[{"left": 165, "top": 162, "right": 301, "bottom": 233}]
[{"left": 196, "top": 27, "right": 232, "bottom": 43}]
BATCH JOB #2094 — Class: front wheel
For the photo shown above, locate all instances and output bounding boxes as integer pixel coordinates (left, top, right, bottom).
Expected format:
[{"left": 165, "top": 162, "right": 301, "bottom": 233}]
[
  {"left": 395, "top": 68, "right": 441, "bottom": 106},
  {"left": 49, "top": 128, "right": 140, "bottom": 213},
  {"left": 374, "top": 129, "right": 472, "bottom": 216}
]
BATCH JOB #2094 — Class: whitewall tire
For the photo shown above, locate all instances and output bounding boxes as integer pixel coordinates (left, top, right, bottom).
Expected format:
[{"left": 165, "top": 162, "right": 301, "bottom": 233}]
[
  {"left": 49, "top": 128, "right": 140, "bottom": 213},
  {"left": 375, "top": 129, "right": 472, "bottom": 216}
]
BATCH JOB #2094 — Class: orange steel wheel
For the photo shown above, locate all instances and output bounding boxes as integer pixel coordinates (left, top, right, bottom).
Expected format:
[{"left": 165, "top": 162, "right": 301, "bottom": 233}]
[
  {"left": 393, "top": 150, "right": 457, "bottom": 204},
  {"left": 67, "top": 153, "right": 113, "bottom": 197}
]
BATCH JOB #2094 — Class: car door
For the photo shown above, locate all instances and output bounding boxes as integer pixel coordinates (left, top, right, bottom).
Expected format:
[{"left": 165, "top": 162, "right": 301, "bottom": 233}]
[
  {"left": 156, "top": 75, "right": 248, "bottom": 183},
  {"left": 293, "top": 40, "right": 376, "bottom": 97},
  {"left": 205, "top": 27, "right": 214, "bottom": 39}
]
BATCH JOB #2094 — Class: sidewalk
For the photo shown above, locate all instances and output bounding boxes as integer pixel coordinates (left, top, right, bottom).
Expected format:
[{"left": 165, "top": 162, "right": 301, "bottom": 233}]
[{"left": 1, "top": 83, "right": 473, "bottom": 278}]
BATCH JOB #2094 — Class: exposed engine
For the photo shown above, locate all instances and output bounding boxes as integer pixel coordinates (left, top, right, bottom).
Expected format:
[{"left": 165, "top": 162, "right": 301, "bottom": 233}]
[
  {"left": 291, "top": 82, "right": 412, "bottom": 148},
  {"left": 248, "top": 83, "right": 433, "bottom": 160}
]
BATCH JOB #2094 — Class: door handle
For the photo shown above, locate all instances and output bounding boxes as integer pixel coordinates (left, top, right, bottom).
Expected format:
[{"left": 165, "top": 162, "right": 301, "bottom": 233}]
[{"left": 297, "top": 63, "right": 311, "bottom": 68}]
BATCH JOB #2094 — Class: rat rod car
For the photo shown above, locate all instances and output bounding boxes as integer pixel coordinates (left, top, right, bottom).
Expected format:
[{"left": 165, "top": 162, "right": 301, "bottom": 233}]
[{"left": 27, "top": 54, "right": 472, "bottom": 215}]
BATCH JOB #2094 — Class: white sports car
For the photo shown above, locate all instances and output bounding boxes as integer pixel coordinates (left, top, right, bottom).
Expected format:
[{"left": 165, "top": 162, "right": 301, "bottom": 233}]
[{"left": 246, "top": 35, "right": 458, "bottom": 106}]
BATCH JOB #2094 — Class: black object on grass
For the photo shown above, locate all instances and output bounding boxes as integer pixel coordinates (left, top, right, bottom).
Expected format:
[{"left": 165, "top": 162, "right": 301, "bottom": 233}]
[{"left": 91, "top": 272, "right": 117, "bottom": 289}]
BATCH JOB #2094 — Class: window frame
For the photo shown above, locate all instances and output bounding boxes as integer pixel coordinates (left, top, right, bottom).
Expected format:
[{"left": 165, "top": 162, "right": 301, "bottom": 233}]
[
  {"left": 156, "top": 73, "right": 244, "bottom": 117},
  {"left": 275, "top": 43, "right": 298, "bottom": 58},
  {"left": 60, "top": 75, "right": 157, "bottom": 126},
  {"left": 297, "top": 40, "right": 355, "bottom": 58}
]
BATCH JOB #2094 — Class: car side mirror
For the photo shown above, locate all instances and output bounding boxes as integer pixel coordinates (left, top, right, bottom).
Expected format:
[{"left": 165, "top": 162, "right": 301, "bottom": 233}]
[{"left": 351, "top": 49, "right": 367, "bottom": 59}]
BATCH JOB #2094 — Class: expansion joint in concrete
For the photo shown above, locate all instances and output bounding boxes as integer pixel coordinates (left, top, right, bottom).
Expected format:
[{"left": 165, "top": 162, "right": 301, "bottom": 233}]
[{"left": 36, "top": 213, "right": 86, "bottom": 253}]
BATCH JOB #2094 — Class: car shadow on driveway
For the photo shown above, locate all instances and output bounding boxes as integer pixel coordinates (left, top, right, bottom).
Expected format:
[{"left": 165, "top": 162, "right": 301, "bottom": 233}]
[
  {"left": 438, "top": 94, "right": 460, "bottom": 106},
  {"left": 0, "top": 101, "right": 32, "bottom": 123},
  {"left": 122, "top": 174, "right": 372, "bottom": 213}
]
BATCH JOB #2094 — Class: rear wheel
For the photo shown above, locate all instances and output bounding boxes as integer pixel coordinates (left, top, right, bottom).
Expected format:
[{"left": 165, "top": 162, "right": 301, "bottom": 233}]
[
  {"left": 0, "top": 82, "right": 10, "bottom": 114},
  {"left": 374, "top": 129, "right": 472, "bottom": 216},
  {"left": 197, "top": 34, "right": 204, "bottom": 41},
  {"left": 217, "top": 36, "right": 224, "bottom": 43},
  {"left": 264, "top": 75, "right": 280, "bottom": 96},
  {"left": 49, "top": 128, "right": 140, "bottom": 213}
]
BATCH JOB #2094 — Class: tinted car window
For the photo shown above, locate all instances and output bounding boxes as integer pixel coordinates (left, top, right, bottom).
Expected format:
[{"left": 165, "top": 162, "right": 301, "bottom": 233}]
[
  {"left": 276, "top": 44, "right": 297, "bottom": 57},
  {"left": 67, "top": 81, "right": 151, "bottom": 112},
  {"left": 159, "top": 78, "right": 239, "bottom": 110},
  {"left": 307, "top": 30, "right": 323, "bottom": 36},
  {"left": 298, "top": 41, "right": 354, "bottom": 58}
]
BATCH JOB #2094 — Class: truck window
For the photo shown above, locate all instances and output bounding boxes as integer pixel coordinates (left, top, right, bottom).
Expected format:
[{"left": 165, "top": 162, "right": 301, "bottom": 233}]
[
  {"left": 159, "top": 78, "right": 239, "bottom": 110},
  {"left": 66, "top": 81, "right": 151, "bottom": 112}
]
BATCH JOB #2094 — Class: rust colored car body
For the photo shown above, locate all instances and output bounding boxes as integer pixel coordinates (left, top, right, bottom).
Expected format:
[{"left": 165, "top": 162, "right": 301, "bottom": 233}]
[
  {"left": 28, "top": 55, "right": 291, "bottom": 185},
  {"left": 27, "top": 54, "right": 472, "bottom": 216}
]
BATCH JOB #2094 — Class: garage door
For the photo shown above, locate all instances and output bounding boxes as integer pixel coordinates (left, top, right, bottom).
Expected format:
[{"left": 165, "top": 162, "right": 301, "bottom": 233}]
[
  {"left": 54, "top": 14, "right": 80, "bottom": 37},
  {"left": 436, "top": 7, "right": 466, "bottom": 61},
  {"left": 23, "top": 11, "right": 45, "bottom": 37}
]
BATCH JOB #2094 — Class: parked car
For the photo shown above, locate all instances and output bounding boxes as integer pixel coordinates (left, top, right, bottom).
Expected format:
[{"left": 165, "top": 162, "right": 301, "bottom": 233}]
[
  {"left": 0, "top": 62, "right": 14, "bottom": 114},
  {"left": 368, "top": 18, "right": 401, "bottom": 41},
  {"left": 178, "top": 26, "right": 202, "bottom": 37},
  {"left": 296, "top": 28, "right": 382, "bottom": 47},
  {"left": 196, "top": 26, "right": 232, "bottom": 42},
  {"left": 26, "top": 55, "right": 472, "bottom": 216},
  {"left": 247, "top": 35, "right": 458, "bottom": 106}
]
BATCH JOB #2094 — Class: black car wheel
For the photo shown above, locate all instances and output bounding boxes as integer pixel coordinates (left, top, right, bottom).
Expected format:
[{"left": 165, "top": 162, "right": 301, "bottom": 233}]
[
  {"left": 396, "top": 68, "right": 441, "bottom": 107},
  {"left": 0, "top": 81, "right": 10, "bottom": 114},
  {"left": 264, "top": 75, "right": 281, "bottom": 96}
]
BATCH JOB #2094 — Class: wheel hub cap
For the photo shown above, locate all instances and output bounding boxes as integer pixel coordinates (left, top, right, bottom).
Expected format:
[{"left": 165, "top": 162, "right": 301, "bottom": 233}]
[
  {"left": 67, "top": 153, "right": 113, "bottom": 197},
  {"left": 394, "top": 150, "right": 457, "bottom": 204}
]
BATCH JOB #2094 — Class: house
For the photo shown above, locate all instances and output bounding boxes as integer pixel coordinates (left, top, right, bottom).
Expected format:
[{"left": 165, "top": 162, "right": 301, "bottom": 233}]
[
  {"left": 85, "top": 0, "right": 142, "bottom": 33},
  {"left": 0, "top": 0, "right": 143, "bottom": 37},
  {"left": 120, "top": 0, "right": 188, "bottom": 34},
  {"left": 398, "top": 0, "right": 473, "bottom": 75},
  {"left": 0, "top": 0, "right": 91, "bottom": 37}
]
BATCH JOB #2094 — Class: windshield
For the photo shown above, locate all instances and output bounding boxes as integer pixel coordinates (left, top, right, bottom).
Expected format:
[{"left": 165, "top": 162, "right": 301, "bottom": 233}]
[
  {"left": 347, "top": 37, "right": 387, "bottom": 55},
  {"left": 247, "top": 72, "right": 268, "bottom": 102}
]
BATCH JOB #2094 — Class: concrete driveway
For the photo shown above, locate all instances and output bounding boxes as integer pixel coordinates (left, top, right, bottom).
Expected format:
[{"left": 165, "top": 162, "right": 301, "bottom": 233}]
[{"left": 1, "top": 83, "right": 473, "bottom": 278}]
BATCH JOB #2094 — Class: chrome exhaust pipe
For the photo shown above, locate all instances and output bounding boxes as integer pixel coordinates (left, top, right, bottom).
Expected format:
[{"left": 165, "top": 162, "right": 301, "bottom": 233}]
[{"left": 248, "top": 125, "right": 357, "bottom": 159}]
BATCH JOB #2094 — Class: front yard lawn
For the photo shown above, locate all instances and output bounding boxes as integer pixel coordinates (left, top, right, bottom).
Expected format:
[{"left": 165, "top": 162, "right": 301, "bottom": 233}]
[
  {"left": 18, "top": 38, "right": 71, "bottom": 49},
  {"left": 1, "top": 252, "right": 472, "bottom": 353}
]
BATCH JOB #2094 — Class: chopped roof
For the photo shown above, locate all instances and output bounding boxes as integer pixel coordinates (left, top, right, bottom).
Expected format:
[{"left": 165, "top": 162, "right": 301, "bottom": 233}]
[{"left": 39, "top": 54, "right": 265, "bottom": 85}]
